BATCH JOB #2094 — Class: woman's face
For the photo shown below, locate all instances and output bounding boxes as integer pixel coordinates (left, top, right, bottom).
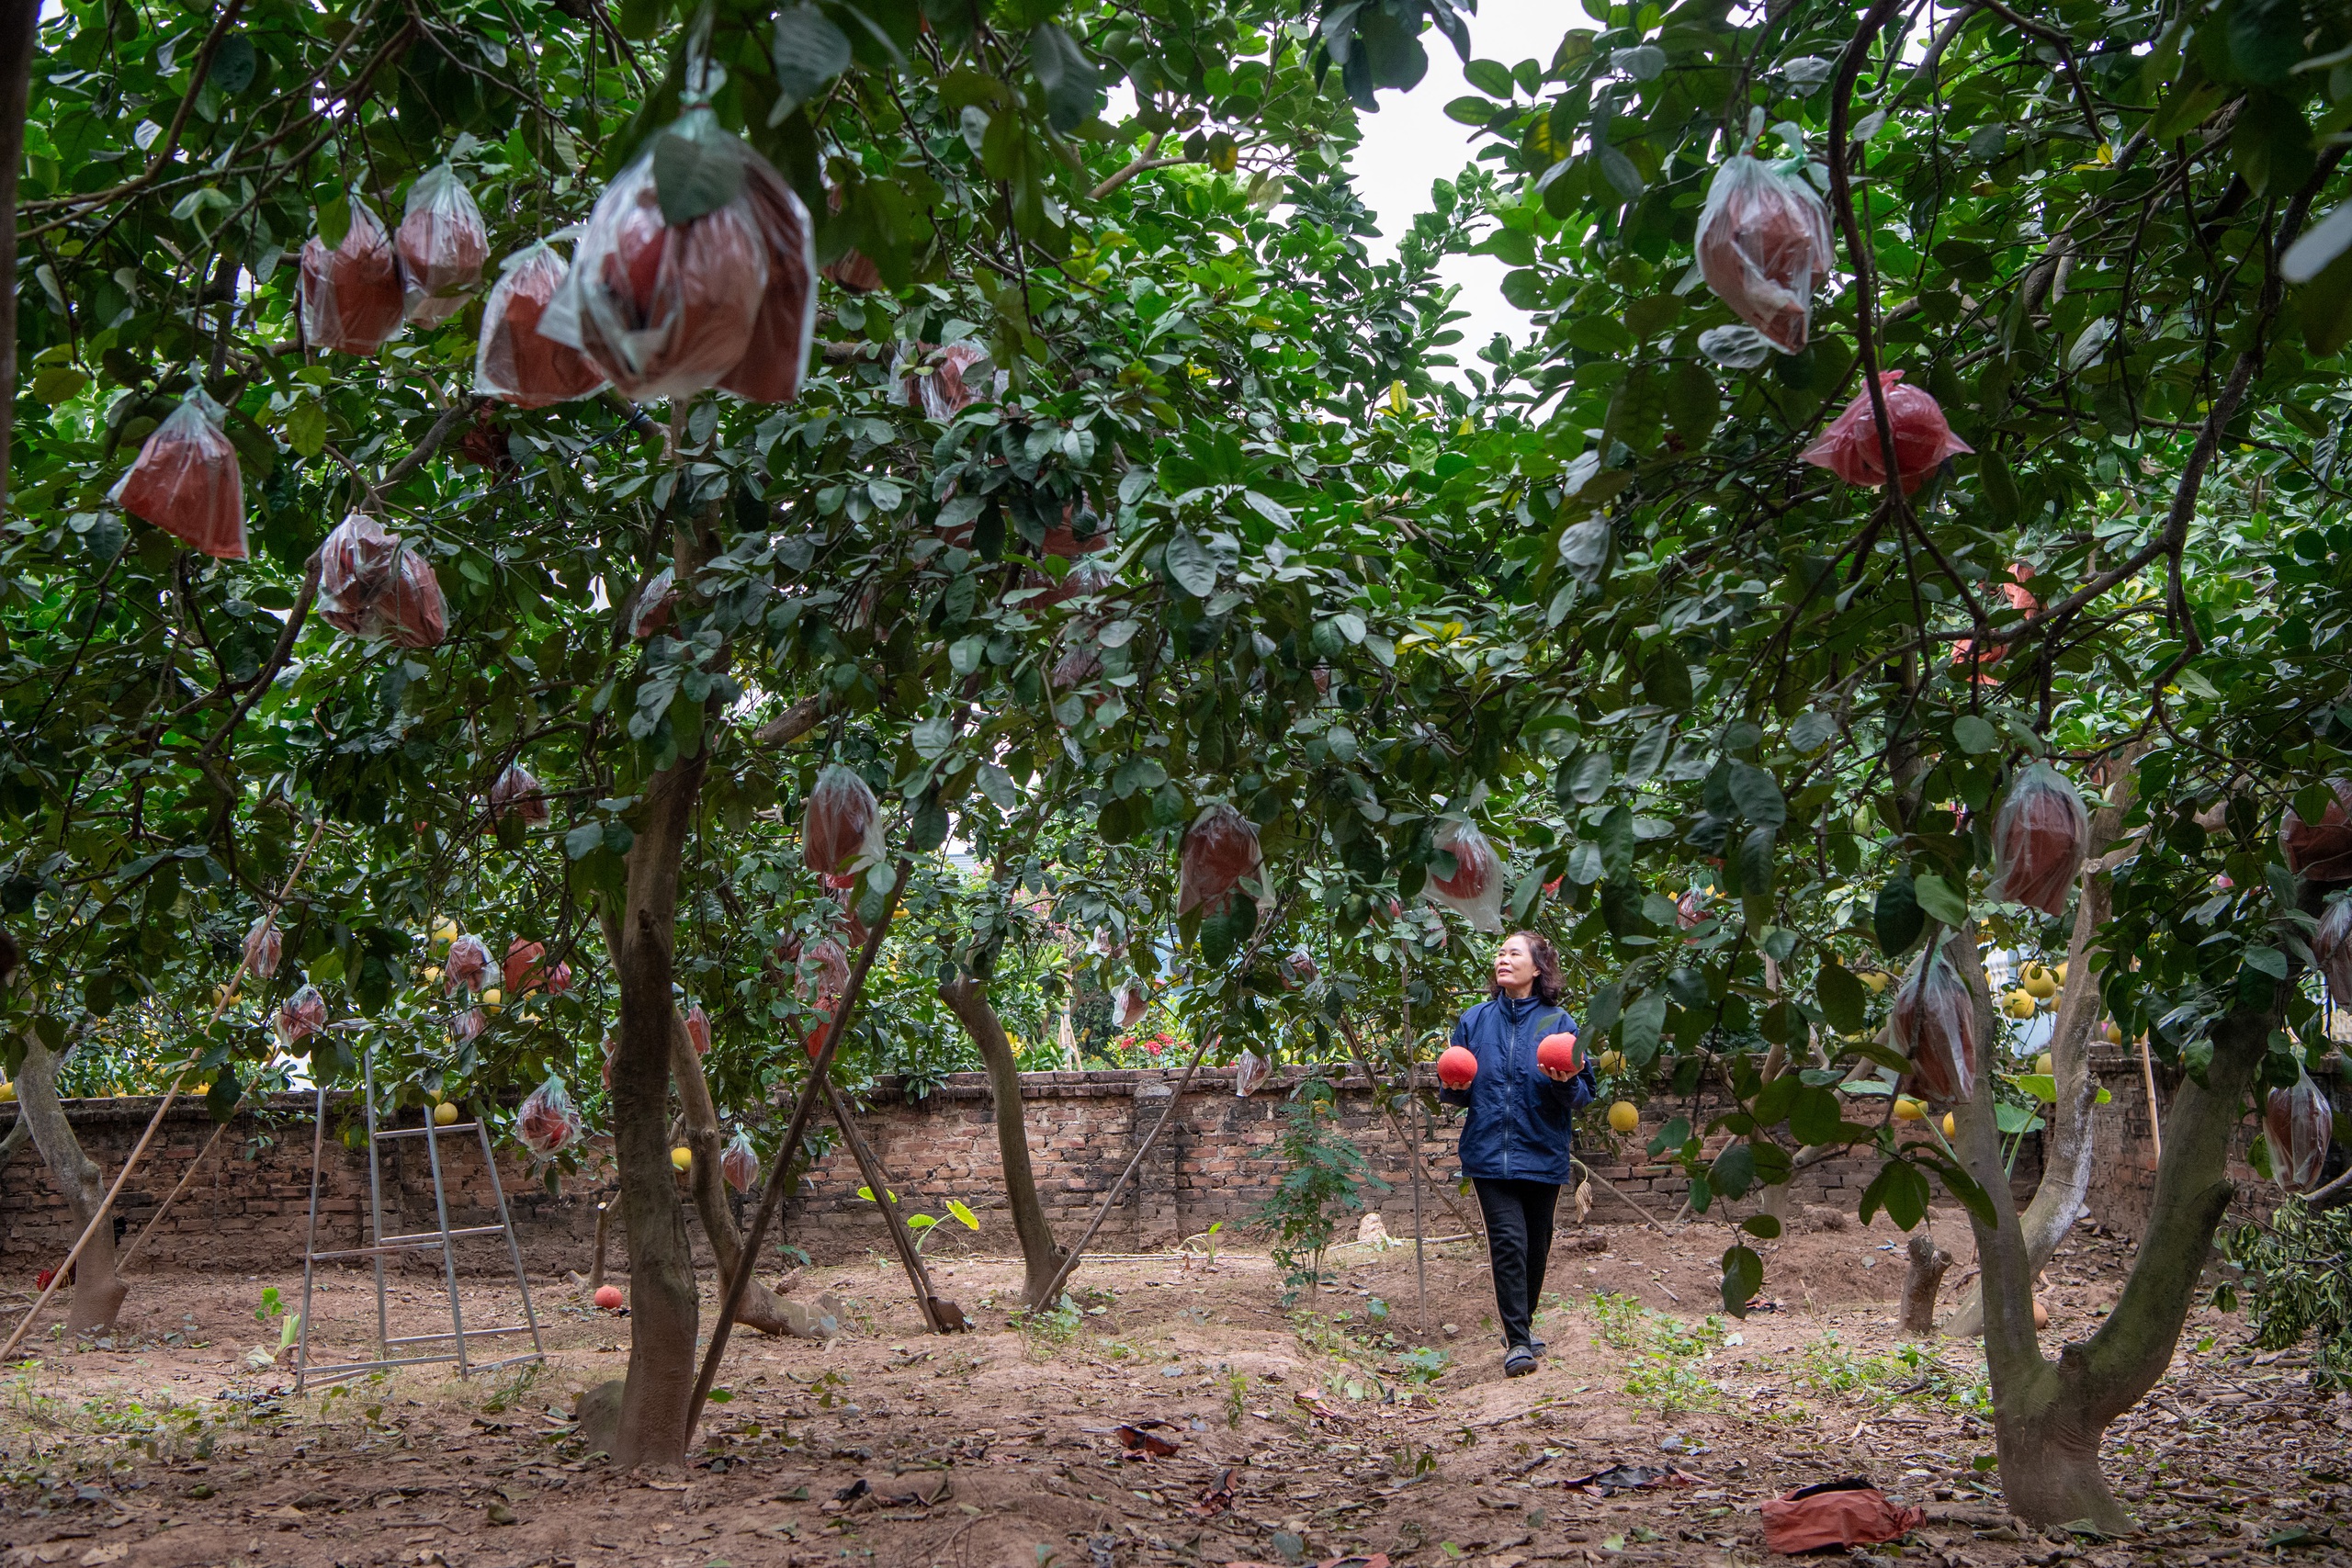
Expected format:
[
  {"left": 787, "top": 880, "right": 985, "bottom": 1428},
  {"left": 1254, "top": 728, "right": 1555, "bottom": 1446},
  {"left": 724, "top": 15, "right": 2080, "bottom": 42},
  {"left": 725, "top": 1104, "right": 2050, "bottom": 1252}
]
[{"left": 1494, "top": 935, "right": 1538, "bottom": 994}]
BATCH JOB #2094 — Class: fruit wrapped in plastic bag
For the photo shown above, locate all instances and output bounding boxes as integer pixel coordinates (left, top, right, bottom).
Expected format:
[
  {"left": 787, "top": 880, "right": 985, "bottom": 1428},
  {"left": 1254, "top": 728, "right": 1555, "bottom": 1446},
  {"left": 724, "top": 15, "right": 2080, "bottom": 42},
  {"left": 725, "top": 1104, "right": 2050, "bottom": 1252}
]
[
  {"left": 2315, "top": 899, "right": 2352, "bottom": 998},
  {"left": 316, "top": 513, "right": 448, "bottom": 649},
  {"left": 721, "top": 1128, "right": 760, "bottom": 1193},
  {"left": 1892, "top": 949, "right": 1976, "bottom": 1103},
  {"left": 2283, "top": 780, "right": 2352, "bottom": 882},
  {"left": 276, "top": 984, "right": 328, "bottom": 1046},
  {"left": 2267, "top": 1071, "right": 2335, "bottom": 1191},
  {"left": 1988, "top": 764, "right": 2090, "bottom": 916},
  {"left": 830, "top": 881, "right": 872, "bottom": 949},
  {"left": 1114, "top": 978, "right": 1148, "bottom": 1029},
  {"left": 1041, "top": 502, "right": 1111, "bottom": 558},
  {"left": 1179, "top": 803, "right": 1261, "bottom": 916},
  {"left": 489, "top": 761, "right": 550, "bottom": 827},
  {"left": 801, "top": 937, "right": 850, "bottom": 1007},
  {"left": 451, "top": 1006, "right": 487, "bottom": 1044},
  {"left": 301, "top": 197, "right": 406, "bottom": 355},
  {"left": 112, "top": 392, "right": 246, "bottom": 559},
  {"left": 820, "top": 183, "right": 885, "bottom": 292},
  {"left": 899, "top": 343, "right": 991, "bottom": 421},
  {"left": 1695, "top": 153, "right": 1835, "bottom": 355},
  {"left": 1423, "top": 819, "right": 1505, "bottom": 932},
  {"left": 684, "top": 1002, "right": 711, "bottom": 1055},
  {"left": 475, "top": 243, "right": 607, "bottom": 408},
  {"left": 1283, "top": 951, "right": 1318, "bottom": 987},
  {"left": 516, "top": 1075, "right": 584, "bottom": 1156},
  {"left": 444, "top": 933, "right": 495, "bottom": 994},
  {"left": 397, "top": 164, "right": 490, "bottom": 326},
  {"left": 243, "top": 918, "right": 282, "bottom": 980},
  {"left": 503, "top": 938, "right": 546, "bottom": 994},
  {"left": 1801, "top": 373, "right": 1973, "bottom": 493},
  {"left": 629, "top": 567, "right": 676, "bottom": 640},
  {"left": 1233, "top": 1047, "right": 1271, "bottom": 1098},
  {"left": 804, "top": 764, "right": 883, "bottom": 875},
  {"left": 540, "top": 108, "right": 812, "bottom": 401}
]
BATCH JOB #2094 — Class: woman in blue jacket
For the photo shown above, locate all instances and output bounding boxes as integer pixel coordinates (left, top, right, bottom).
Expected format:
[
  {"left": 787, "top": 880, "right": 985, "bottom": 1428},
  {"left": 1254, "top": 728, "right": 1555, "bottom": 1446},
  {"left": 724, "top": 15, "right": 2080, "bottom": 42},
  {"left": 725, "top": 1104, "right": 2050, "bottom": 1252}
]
[{"left": 1440, "top": 930, "right": 1596, "bottom": 1377}]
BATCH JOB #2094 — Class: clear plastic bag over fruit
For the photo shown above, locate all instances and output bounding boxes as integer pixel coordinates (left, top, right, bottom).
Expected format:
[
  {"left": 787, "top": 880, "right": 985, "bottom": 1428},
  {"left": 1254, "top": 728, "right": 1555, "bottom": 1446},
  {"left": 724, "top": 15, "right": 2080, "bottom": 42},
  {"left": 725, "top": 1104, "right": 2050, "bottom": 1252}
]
[
  {"left": 539, "top": 108, "right": 813, "bottom": 402},
  {"left": 1988, "top": 763, "right": 2090, "bottom": 916},
  {"left": 516, "top": 1075, "right": 583, "bottom": 1156},
  {"left": 316, "top": 514, "right": 447, "bottom": 649},
  {"left": 801, "top": 937, "right": 850, "bottom": 1007},
  {"left": 1114, "top": 978, "right": 1148, "bottom": 1030},
  {"left": 2267, "top": 1071, "right": 2334, "bottom": 1191},
  {"left": 397, "top": 164, "right": 490, "bottom": 326},
  {"left": 2314, "top": 900, "right": 2352, "bottom": 998},
  {"left": 1233, "top": 1047, "right": 1271, "bottom": 1098},
  {"left": 277, "top": 984, "right": 328, "bottom": 1047},
  {"left": 1179, "top": 803, "right": 1261, "bottom": 916},
  {"left": 301, "top": 197, "right": 406, "bottom": 355},
  {"left": 1283, "top": 950, "right": 1318, "bottom": 986},
  {"left": 2282, "top": 779, "right": 2352, "bottom": 882},
  {"left": 899, "top": 344, "right": 992, "bottom": 421},
  {"left": 1695, "top": 153, "right": 1835, "bottom": 355},
  {"left": 722, "top": 1128, "right": 760, "bottom": 1193},
  {"left": 451, "top": 1007, "right": 487, "bottom": 1044},
  {"left": 476, "top": 243, "right": 606, "bottom": 408},
  {"left": 684, "top": 1002, "right": 711, "bottom": 1055},
  {"left": 243, "top": 918, "right": 282, "bottom": 980},
  {"left": 1801, "top": 372, "right": 1973, "bottom": 492},
  {"left": 444, "top": 933, "right": 495, "bottom": 994},
  {"left": 804, "top": 764, "right": 883, "bottom": 876},
  {"left": 489, "top": 761, "right": 549, "bottom": 827},
  {"left": 628, "top": 566, "right": 677, "bottom": 640},
  {"left": 1893, "top": 949, "right": 1977, "bottom": 1103},
  {"left": 112, "top": 392, "right": 247, "bottom": 559},
  {"left": 503, "top": 938, "right": 546, "bottom": 994},
  {"left": 1423, "top": 819, "right": 1505, "bottom": 932}
]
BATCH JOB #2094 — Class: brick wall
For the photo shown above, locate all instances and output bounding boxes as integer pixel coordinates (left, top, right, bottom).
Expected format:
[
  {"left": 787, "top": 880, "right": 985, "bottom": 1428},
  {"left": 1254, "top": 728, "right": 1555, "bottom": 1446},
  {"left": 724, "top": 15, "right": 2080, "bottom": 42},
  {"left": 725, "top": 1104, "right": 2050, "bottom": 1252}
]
[
  {"left": 0, "top": 1067, "right": 2045, "bottom": 1281},
  {"left": 2081, "top": 1046, "right": 2345, "bottom": 1238}
]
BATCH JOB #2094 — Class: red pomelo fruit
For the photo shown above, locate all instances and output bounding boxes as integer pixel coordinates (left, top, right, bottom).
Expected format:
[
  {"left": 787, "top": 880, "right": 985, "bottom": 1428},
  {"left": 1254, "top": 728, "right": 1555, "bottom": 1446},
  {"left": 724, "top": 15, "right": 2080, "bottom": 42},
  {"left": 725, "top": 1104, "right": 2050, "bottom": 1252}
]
[
  {"left": 594, "top": 1285, "right": 623, "bottom": 1311},
  {"left": 1437, "top": 1045, "right": 1478, "bottom": 1089},
  {"left": 1537, "top": 1032, "right": 1581, "bottom": 1076}
]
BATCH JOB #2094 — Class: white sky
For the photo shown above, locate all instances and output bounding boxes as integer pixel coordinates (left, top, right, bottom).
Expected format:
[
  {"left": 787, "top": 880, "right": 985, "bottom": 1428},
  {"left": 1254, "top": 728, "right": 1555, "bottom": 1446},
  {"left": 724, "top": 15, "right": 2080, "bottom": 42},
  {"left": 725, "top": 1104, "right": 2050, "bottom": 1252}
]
[{"left": 1343, "top": 0, "right": 1565, "bottom": 375}]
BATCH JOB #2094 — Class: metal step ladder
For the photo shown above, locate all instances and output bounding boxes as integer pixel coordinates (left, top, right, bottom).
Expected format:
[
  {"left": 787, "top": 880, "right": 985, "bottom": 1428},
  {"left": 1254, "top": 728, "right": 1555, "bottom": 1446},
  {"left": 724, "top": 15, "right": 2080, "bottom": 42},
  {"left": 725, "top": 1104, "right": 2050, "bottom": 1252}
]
[{"left": 293, "top": 1046, "right": 545, "bottom": 1391}]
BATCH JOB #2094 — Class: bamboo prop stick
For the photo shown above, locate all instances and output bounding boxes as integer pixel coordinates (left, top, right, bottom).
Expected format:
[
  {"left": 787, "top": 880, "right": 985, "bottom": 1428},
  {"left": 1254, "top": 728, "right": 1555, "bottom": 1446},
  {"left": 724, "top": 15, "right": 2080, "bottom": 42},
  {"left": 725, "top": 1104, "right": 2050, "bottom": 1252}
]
[
  {"left": 2139, "top": 1032, "right": 2165, "bottom": 1160},
  {"left": 684, "top": 859, "right": 909, "bottom": 1441},
  {"left": 1029, "top": 904, "right": 1292, "bottom": 1309},
  {"left": 117, "top": 1116, "right": 236, "bottom": 1269},
  {"left": 1333, "top": 1012, "right": 1485, "bottom": 1238},
  {"left": 1572, "top": 1156, "right": 1674, "bottom": 1235},
  {"left": 2, "top": 820, "right": 327, "bottom": 1358},
  {"left": 821, "top": 1078, "right": 949, "bottom": 1333}
]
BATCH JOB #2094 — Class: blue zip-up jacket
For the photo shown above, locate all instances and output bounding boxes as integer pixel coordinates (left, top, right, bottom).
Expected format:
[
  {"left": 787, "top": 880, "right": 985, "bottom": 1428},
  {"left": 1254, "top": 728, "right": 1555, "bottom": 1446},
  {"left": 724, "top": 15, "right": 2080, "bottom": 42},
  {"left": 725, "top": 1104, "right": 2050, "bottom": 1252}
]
[{"left": 1439, "top": 993, "right": 1596, "bottom": 1184}]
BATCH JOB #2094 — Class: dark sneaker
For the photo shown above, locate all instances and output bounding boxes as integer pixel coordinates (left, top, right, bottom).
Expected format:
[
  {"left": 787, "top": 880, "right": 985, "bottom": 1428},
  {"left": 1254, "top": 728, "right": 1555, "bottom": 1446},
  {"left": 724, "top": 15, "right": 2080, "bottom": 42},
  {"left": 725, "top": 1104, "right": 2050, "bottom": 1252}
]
[
  {"left": 1529, "top": 1337, "right": 1547, "bottom": 1356},
  {"left": 1504, "top": 1346, "right": 1537, "bottom": 1378}
]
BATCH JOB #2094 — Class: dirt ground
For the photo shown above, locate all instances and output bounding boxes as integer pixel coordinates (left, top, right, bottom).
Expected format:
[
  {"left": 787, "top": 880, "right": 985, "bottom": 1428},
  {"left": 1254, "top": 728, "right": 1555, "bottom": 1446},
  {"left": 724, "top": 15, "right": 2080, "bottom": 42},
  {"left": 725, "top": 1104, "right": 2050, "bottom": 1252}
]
[{"left": 0, "top": 1204, "right": 2345, "bottom": 1568}]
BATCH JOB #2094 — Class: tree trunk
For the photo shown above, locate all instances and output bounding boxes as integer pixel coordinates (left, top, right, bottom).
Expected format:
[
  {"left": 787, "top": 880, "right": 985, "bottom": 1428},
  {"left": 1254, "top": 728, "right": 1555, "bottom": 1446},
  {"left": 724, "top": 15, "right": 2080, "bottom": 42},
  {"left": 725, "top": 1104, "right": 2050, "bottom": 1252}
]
[
  {"left": 1942, "top": 747, "right": 2143, "bottom": 1336},
  {"left": 14, "top": 1036, "right": 127, "bottom": 1334},
  {"left": 0, "top": 0, "right": 40, "bottom": 510},
  {"left": 1950, "top": 919, "right": 2283, "bottom": 1533},
  {"left": 670, "top": 1014, "right": 801, "bottom": 1335},
  {"left": 940, "top": 975, "right": 1067, "bottom": 1308},
  {"left": 607, "top": 752, "right": 707, "bottom": 1469},
  {"left": 1901, "top": 1231, "right": 1952, "bottom": 1335}
]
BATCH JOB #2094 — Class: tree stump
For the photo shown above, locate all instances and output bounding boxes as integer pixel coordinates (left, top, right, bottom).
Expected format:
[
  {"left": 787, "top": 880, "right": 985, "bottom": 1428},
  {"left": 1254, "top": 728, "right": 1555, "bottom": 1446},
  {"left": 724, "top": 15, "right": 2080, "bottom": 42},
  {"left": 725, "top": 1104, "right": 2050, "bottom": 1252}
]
[{"left": 1902, "top": 1231, "right": 1954, "bottom": 1335}]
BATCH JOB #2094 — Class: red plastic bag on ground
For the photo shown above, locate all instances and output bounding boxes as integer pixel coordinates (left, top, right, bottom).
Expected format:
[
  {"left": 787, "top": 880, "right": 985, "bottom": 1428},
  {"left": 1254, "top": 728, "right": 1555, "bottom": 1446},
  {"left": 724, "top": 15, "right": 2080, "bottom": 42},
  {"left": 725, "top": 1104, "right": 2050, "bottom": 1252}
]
[
  {"left": 716, "top": 160, "right": 818, "bottom": 404},
  {"left": 2314, "top": 899, "right": 2352, "bottom": 998},
  {"left": 476, "top": 243, "right": 606, "bottom": 408},
  {"left": 489, "top": 762, "right": 549, "bottom": 827},
  {"left": 1759, "top": 1481, "right": 1925, "bottom": 1553},
  {"left": 301, "top": 198, "right": 406, "bottom": 355},
  {"left": 277, "top": 984, "right": 327, "bottom": 1047},
  {"left": 540, "top": 109, "right": 795, "bottom": 401},
  {"left": 112, "top": 393, "right": 247, "bottom": 559},
  {"left": 316, "top": 514, "right": 447, "bottom": 649},
  {"left": 1893, "top": 949, "right": 1976, "bottom": 1103},
  {"left": 684, "top": 1002, "right": 711, "bottom": 1055},
  {"left": 444, "top": 933, "right": 495, "bottom": 994},
  {"left": 243, "top": 919, "right": 281, "bottom": 980},
  {"left": 2268, "top": 1072, "right": 2335, "bottom": 1191},
  {"left": 1424, "top": 819, "right": 1505, "bottom": 932},
  {"left": 899, "top": 344, "right": 991, "bottom": 422},
  {"left": 1179, "top": 804, "right": 1261, "bottom": 916},
  {"left": 1801, "top": 373, "right": 1973, "bottom": 493},
  {"left": 1989, "top": 763, "right": 2090, "bottom": 916},
  {"left": 516, "top": 1076, "right": 583, "bottom": 1156},
  {"left": 1696, "top": 154, "right": 1834, "bottom": 355},
  {"left": 397, "top": 164, "right": 489, "bottom": 326},
  {"left": 804, "top": 765, "right": 883, "bottom": 875},
  {"left": 722, "top": 1128, "right": 760, "bottom": 1193},
  {"left": 2283, "top": 780, "right": 2352, "bottom": 882},
  {"left": 503, "top": 938, "right": 546, "bottom": 994}
]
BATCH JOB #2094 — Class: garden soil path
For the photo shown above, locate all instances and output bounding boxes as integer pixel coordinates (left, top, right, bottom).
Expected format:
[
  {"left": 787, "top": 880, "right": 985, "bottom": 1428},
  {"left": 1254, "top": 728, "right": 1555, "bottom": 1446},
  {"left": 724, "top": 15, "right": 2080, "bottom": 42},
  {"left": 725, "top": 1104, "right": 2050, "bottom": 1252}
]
[{"left": 0, "top": 1206, "right": 2343, "bottom": 1567}]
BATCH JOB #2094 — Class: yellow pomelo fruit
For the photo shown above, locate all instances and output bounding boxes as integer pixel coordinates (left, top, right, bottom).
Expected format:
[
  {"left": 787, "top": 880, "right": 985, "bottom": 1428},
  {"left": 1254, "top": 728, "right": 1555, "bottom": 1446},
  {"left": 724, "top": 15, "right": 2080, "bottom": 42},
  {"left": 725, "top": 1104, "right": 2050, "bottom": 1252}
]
[
  {"left": 1607, "top": 1101, "right": 1639, "bottom": 1134},
  {"left": 433, "top": 1101, "right": 458, "bottom": 1125},
  {"left": 1894, "top": 1096, "right": 1928, "bottom": 1122},
  {"left": 672, "top": 1146, "right": 694, "bottom": 1170}
]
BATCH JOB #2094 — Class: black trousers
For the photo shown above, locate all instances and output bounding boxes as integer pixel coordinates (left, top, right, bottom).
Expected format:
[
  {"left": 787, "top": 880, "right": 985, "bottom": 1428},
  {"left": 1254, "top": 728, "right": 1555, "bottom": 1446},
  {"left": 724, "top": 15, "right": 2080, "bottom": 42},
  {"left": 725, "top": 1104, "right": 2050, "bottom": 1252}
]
[{"left": 1474, "top": 1177, "right": 1560, "bottom": 1350}]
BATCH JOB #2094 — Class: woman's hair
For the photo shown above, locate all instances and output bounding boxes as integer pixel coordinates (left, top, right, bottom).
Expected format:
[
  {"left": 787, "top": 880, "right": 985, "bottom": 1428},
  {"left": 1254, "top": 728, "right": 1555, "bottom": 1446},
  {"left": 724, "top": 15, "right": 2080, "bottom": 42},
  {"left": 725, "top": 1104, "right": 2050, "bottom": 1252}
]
[{"left": 1492, "top": 930, "right": 1563, "bottom": 1005}]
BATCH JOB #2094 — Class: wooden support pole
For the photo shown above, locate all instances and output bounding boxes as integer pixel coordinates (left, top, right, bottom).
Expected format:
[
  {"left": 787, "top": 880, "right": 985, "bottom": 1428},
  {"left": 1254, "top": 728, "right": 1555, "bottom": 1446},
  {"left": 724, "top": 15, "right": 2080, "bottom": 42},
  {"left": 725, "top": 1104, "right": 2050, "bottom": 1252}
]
[
  {"left": 1334, "top": 1012, "right": 1484, "bottom": 1239},
  {"left": 821, "top": 1079, "right": 952, "bottom": 1333}
]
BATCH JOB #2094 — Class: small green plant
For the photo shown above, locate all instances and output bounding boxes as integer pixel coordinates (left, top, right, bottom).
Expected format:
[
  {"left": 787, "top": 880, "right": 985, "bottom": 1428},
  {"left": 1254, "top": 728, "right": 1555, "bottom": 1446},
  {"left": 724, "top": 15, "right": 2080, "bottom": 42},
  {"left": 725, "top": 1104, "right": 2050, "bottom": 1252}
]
[
  {"left": 855, "top": 1187, "right": 981, "bottom": 1255},
  {"left": 1257, "top": 1077, "right": 1390, "bottom": 1305},
  {"left": 1398, "top": 1347, "right": 1450, "bottom": 1384},
  {"left": 1793, "top": 1334, "right": 1991, "bottom": 1414},
  {"left": 1223, "top": 1367, "right": 1249, "bottom": 1427},
  {"left": 1011, "top": 1293, "right": 1084, "bottom": 1358},
  {"left": 2220, "top": 1197, "right": 2352, "bottom": 1390},
  {"left": 1588, "top": 1292, "right": 1730, "bottom": 1415},
  {"left": 1589, "top": 1291, "right": 1646, "bottom": 1349}
]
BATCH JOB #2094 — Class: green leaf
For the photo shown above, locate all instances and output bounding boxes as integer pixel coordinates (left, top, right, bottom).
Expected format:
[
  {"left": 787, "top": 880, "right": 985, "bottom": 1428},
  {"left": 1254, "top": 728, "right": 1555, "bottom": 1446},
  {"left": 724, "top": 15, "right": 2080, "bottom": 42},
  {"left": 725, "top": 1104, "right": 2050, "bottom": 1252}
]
[
  {"left": 1463, "top": 58, "right": 1515, "bottom": 97},
  {"left": 1789, "top": 1085, "right": 1847, "bottom": 1147},
  {"left": 1859, "top": 1158, "right": 1930, "bottom": 1230},
  {"left": 1925, "top": 1155, "right": 1997, "bottom": 1229},
  {"left": 1558, "top": 514, "right": 1613, "bottom": 586},
  {"left": 1640, "top": 649, "right": 1691, "bottom": 711},
  {"left": 284, "top": 398, "right": 326, "bottom": 459},
  {"left": 1875, "top": 877, "right": 1924, "bottom": 957},
  {"left": 1162, "top": 529, "right": 1216, "bottom": 597},
  {"left": 1953, "top": 715, "right": 1999, "bottom": 754},
  {"left": 1645, "top": 1115, "right": 1690, "bottom": 1158},
  {"left": 653, "top": 130, "right": 747, "bottom": 226},
  {"left": 1619, "top": 991, "right": 1668, "bottom": 1066},
  {"left": 1815, "top": 961, "right": 1866, "bottom": 1034},
  {"left": 945, "top": 1197, "right": 980, "bottom": 1229},
  {"left": 30, "top": 366, "right": 88, "bottom": 405},
  {"left": 318, "top": 191, "right": 353, "bottom": 252},
  {"left": 1914, "top": 874, "right": 1968, "bottom": 927},
  {"left": 1710, "top": 1140, "right": 1756, "bottom": 1200},
  {"left": 2017, "top": 1072, "right": 2057, "bottom": 1104},
  {"left": 1719, "top": 1243, "right": 1763, "bottom": 1317},
  {"left": 1727, "top": 763, "right": 1785, "bottom": 829},
  {"left": 209, "top": 34, "right": 257, "bottom": 93},
  {"left": 617, "top": 0, "right": 660, "bottom": 38},
  {"left": 1736, "top": 827, "right": 1775, "bottom": 900},
  {"left": 1740, "top": 1213, "right": 1781, "bottom": 1240},
  {"left": 1028, "top": 24, "right": 1102, "bottom": 132},
  {"left": 770, "top": 6, "right": 854, "bottom": 118}
]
